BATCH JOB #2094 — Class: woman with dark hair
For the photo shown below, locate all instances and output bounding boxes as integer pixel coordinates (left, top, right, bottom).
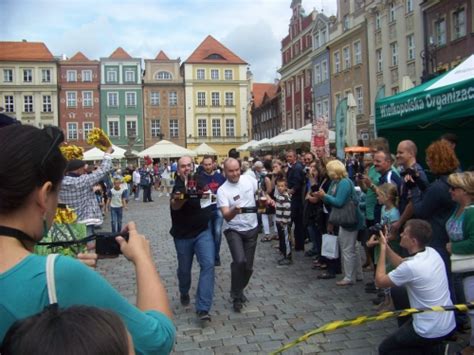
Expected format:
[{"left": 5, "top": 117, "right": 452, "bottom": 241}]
[
  {"left": 2, "top": 305, "right": 132, "bottom": 355},
  {"left": 0, "top": 125, "right": 175, "bottom": 354}
]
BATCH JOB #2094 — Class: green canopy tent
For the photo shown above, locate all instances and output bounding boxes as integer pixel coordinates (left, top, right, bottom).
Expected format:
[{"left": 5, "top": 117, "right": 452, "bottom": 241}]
[{"left": 375, "top": 54, "right": 474, "bottom": 169}]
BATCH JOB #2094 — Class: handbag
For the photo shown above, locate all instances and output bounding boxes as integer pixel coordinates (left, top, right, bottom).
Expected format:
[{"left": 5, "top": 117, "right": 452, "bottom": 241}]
[
  {"left": 328, "top": 180, "right": 358, "bottom": 228},
  {"left": 321, "top": 233, "right": 339, "bottom": 259},
  {"left": 451, "top": 253, "right": 474, "bottom": 273}
]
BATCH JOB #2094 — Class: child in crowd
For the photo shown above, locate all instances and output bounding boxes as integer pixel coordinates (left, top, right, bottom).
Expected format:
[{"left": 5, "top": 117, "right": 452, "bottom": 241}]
[
  {"left": 367, "top": 183, "right": 400, "bottom": 311},
  {"left": 275, "top": 177, "right": 292, "bottom": 265},
  {"left": 108, "top": 178, "right": 128, "bottom": 233}
]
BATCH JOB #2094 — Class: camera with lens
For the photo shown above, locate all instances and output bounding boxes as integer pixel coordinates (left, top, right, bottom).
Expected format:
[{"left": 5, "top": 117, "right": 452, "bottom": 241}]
[
  {"left": 400, "top": 167, "right": 419, "bottom": 188},
  {"left": 304, "top": 166, "right": 310, "bottom": 174},
  {"left": 368, "top": 223, "right": 383, "bottom": 236},
  {"left": 95, "top": 232, "right": 129, "bottom": 257}
]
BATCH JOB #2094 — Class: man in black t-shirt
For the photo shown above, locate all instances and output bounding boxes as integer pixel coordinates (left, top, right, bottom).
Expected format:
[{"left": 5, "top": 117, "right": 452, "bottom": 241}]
[{"left": 170, "top": 156, "right": 214, "bottom": 322}]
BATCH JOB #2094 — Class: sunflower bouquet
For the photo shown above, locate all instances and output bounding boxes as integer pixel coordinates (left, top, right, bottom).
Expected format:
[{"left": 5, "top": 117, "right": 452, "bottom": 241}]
[
  {"left": 60, "top": 145, "right": 84, "bottom": 161},
  {"left": 53, "top": 205, "right": 78, "bottom": 224},
  {"left": 87, "top": 128, "right": 112, "bottom": 151},
  {"left": 123, "top": 174, "right": 132, "bottom": 183}
]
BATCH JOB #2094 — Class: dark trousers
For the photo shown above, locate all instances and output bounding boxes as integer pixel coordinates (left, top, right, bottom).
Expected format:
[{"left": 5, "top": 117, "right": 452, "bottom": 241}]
[
  {"left": 379, "top": 319, "right": 450, "bottom": 354},
  {"left": 291, "top": 199, "right": 304, "bottom": 251},
  {"left": 142, "top": 184, "right": 152, "bottom": 202},
  {"left": 277, "top": 222, "right": 291, "bottom": 257},
  {"left": 224, "top": 227, "right": 258, "bottom": 300}
]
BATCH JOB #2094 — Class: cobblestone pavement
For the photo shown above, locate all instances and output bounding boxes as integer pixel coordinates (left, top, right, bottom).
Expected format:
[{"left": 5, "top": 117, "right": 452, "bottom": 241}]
[{"left": 96, "top": 196, "right": 464, "bottom": 354}]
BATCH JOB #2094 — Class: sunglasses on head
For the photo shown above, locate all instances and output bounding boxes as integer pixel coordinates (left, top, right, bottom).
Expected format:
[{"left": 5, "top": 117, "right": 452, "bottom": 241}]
[{"left": 40, "top": 126, "right": 64, "bottom": 168}]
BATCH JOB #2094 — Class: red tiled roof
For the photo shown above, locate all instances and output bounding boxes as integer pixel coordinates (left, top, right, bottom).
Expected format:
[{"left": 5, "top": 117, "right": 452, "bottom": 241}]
[
  {"left": 185, "top": 35, "right": 247, "bottom": 64},
  {"left": 252, "top": 83, "right": 279, "bottom": 108},
  {"left": 155, "top": 50, "right": 170, "bottom": 61},
  {"left": 69, "top": 51, "right": 90, "bottom": 62},
  {"left": 0, "top": 41, "right": 54, "bottom": 62},
  {"left": 109, "top": 47, "right": 132, "bottom": 59}
]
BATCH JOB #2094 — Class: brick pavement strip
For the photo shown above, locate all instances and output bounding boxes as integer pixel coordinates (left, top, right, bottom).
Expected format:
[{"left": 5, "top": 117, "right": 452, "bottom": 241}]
[{"left": 97, "top": 198, "right": 397, "bottom": 354}]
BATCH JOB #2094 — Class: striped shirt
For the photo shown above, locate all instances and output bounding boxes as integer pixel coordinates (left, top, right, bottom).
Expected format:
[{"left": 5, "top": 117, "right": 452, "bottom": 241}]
[{"left": 275, "top": 193, "right": 291, "bottom": 224}]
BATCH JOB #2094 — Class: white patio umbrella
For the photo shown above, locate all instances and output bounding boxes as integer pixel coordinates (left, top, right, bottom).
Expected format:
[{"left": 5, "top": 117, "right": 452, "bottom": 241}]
[
  {"left": 268, "top": 129, "right": 296, "bottom": 147},
  {"left": 253, "top": 138, "right": 271, "bottom": 150},
  {"left": 236, "top": 140, "right": 257, "bottom": 152},
  {"left": 346, "top": 93, "right": 358, "bottom": 147},
  {"left": 193, "top": 142, "right": 218, "bottom": 155},
  {"left": 137, "top": 140, "right": 196, "bottom": 158},
  {"left": 83, "top": 145, "right": 126, "bottom": 160}
]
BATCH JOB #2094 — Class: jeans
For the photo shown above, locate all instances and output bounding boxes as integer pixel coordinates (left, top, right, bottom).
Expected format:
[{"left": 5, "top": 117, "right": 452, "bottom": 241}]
[
  {"left": 379, "top": 319, "right": 450, "bottom": 354},
  {"left": 174, "top": 226, "right": 215, "bottom": 312},
  {"left": 210, "top": 208, "right": 224, "bottom": 264},
  {"left": 133, "top": 184, "right": 140, "bottom": 199},
  {"left": 224, "top": 227, "right": 258, "bottom": 300},
  {"left": 110, "top": 207, "right": 123, "bottom": 234}
]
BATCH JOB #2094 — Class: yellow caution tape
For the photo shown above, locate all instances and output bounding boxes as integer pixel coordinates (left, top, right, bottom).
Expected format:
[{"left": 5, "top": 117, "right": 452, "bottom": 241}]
[{"left": 271, "top": 302, "right": 474, "bottom": 354}]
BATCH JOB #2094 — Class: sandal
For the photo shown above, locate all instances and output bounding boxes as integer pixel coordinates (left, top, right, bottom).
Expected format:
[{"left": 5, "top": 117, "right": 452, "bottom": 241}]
[{"left": 261, "top": 235, "right": 273, "bottom": 242}]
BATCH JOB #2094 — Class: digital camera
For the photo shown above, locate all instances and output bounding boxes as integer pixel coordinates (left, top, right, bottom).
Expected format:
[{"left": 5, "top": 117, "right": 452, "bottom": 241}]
[
  {"left": 95, "top": 232, "right": 129, "bottom": 257},
  {"left": 368, "top": 223, "right": 383, "bottom": 236}
]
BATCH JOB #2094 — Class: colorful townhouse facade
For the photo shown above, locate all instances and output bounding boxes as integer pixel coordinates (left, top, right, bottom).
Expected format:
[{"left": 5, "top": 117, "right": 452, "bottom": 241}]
[
  {"left": 58, "top": 52, "right": 100, "bottom": 147},
  {"left": 0, "top": 41, "right": 58, "bottom": 127},
  {"left": 251, "top": 82, "right": 281, "bottom": 140},
  {"left": 183, "top": 35, "right": 250, "bottom": 159},
  {"left": 143, "top": 51, "right": 186, "bottom": 148},
  {"left": 100, "top": 47, "right": 144, "bottom": 151}
]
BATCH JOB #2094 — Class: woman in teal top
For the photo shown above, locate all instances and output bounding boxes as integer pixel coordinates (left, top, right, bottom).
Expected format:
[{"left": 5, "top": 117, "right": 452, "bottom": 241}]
[
  {"left": 0, "top": 125, "right": 175, "bottom": 354},
  {"left": 446, "top": 172, "right": 474, "bottom": 355}
]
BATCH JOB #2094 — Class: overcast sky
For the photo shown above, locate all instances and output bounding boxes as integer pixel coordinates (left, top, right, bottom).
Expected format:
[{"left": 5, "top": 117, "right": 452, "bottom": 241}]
[{"left": 1, "top": 0, "right": 337, "bottom": 82}]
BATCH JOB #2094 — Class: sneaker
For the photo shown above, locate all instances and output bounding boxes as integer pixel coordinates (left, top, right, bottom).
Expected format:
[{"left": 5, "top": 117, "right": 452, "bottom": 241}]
[
  {"left": 233, "top": 299, "right": 243, "bottom": 312},
  {"left": 278, "top": 258, "right": 293, "bottom": 266},
  {"left": 180, "top": 294, "right": 190, "bottom": 306},
  {"left": 197, "top": 310, "right": 211, "bottom": 322}
]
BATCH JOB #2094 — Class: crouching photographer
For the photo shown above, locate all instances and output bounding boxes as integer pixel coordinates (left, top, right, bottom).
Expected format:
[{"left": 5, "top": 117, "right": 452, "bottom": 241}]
[{"left": 0, "top": 124, "right": 175, "bottom": 354}]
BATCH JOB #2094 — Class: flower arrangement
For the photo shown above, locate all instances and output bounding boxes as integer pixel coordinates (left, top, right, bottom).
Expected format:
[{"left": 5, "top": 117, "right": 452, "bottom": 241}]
[
  {"left": 53, "top": 205, "right": 78, "bottom": 224},
  {"left": 123, "top": 174, "right": 132, "bottom": 183},
  {"left": 60, "top": 145, "right": 84, "bottom": 161},
  {"left": 87, "top": 128, "right": 112, "bottom": 151}
]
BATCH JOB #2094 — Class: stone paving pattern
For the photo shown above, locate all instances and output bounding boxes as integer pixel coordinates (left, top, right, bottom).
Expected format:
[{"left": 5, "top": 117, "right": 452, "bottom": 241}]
[{"left": 96, "top": 197, "right": 465, "bottom": 354}]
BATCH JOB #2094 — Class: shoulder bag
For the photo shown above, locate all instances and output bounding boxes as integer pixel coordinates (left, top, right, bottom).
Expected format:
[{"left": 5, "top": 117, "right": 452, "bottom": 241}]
[{"left": 328, "top": 179, "right": 358, "bottom": 228}]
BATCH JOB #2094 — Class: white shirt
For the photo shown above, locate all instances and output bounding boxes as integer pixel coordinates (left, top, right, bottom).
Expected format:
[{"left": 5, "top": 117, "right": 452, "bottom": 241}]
[
  {"left": 217, "top": 174, "right": 258, "bottom": 232},
  {"left": 109, "top": 187, "right": 127, "bottom": 208},
  {"left": 389, "top": 247, "right": 455, "bottom": 338},
  {"left": 132, "top": 170, "right": 141, "bottom": 184}
]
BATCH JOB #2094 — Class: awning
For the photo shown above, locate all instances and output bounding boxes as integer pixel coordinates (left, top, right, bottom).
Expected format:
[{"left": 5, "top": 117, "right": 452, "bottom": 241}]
[{"left": 138, "top": 140, "right": 196, "bottom": 158}]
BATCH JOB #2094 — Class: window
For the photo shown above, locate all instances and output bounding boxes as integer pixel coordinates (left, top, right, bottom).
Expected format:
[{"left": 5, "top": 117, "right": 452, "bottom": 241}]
[
  {"left": 82, "top": 70, "right": 92, "bottom": 82},
  {"left": 67, "top": 70, "right": 77, "bottom": 82},
  {"left": 125, "top": 92, "right": 137, "bottom": 107},
  {"left": 224, "top": 69, "right": 233, "bottom": 80},
  {"left": 107, "top": 92, "right": 118, "bottom": 107},
  {"left": 197, "top": 69, "right": 205, "bottom": 80},
  {"left": 108, "top": 119, "right": 119, "bottom": 137},
  {"left": 67, "top": 123, "right": 78, "bottom": 140},
  {"left": 151, "top": 119, "right": 161, "bottom": 137},
  {"left": 375, "top": 12, "right": 381, "bottom": 30},
  {"left": 343, "top": 15, "right": 350, "bottom": 31},
  {"left": 23, "top": 69, "right": 32, "bottom": 82},
  {"left": 66, "top": 92, "right": 77, "bottom": 107},
  {"left": 212, "top": 119, "right": 221, "bottom": 137},
  {"left": 343, "top": 46, "right": 351, "bottom": 70},
  {"left": 355, "top": 87, "right": 363, "bottom": 114},
  {"left": 169, "top": 119, "right": 179, "bottom": 138},
  {"left": 376, "top": 49, "right": 383, "bottom": 72},
  {"left": 4, "top": 95, "right": 14, "bottom": 112},
  {"left": 150, "top": 92, "right": 160, "bottom": 106},
  {"left": 314, "top": 32, "right": 320, "bottom": 49},
  {"left": 453, "top": 8, "right": 466, "bottom": 39},
  {"left": 42, "top": 95, "right": 52, "bottom": 112},
  {"left": 41, "top": 69, "right": 51, "bottom": 83},
  {"left": 334, "top": 51, "right": 340, "bottom": 73},
  {"left": 389, "top": 3, "right": 396, "bottom": 22},
  {"left": 390, "top": 42, "right": 398, "bottom": 66},
  {"left": 126, "top": 118, "right": 137, "bottom": 136},
  {"left": 211, "top": 92, "right": 220, "bottom": 107},
  {"left": 316, "top": 102, "right": 322, "bottom": 118},
  {"left": 226, "top": 119, "right": 235, "bottom": 136},
  {"left": 321, "top": 28, "right": 327, "bottom": 45},
  {"left": 321, "top": 60, "right": 328, "bottom": 81},
  {"left": 225, "top": 92, "right": 234, "bottom": 106},
  {"left": 24, "top": 96, "right": 33, "bottom": 112},
  {"left": 107, "top": 69, "right": 117, "bottom": 83},
  {"left": 295, "top": 77, "right": 301, "bottom": 92},
  {"left": 198, "top": 119, "right": 207, "bottom": 137},
  {"left": 353, "top": 41, "right": 361, "bottom": 65},
  {"left": 435, "top": 19, "right": 446, "bottom": 46},
  {"left": 392, "top": 87, "right": 399, "bottom": 95},
  {"left": 315, "top": 64, "right": 321, "bottom": 84},
  {"left": 3, "top": 69, "right": 13, "bottom": 82},
  {"left": 211, "top": 69, "right": 219, "bottom": 80},
  {"left": 168, "top": 91, "right": 177, "bottom": 106},
  {"left": 407, "top": 34, "right": 415, "bottom": 60},
  {"left": 406, "top": 0, "right": 413, "bottom": 13},
  {"left": 197, "top": 92, "right": 206, "bottom": 106},
  {"left": 125, "top": 70, "right": 135, "bottom": 83},
  {"left": 156, "top": 71, "right": 172, "bottom": 80},
  {"left": 322, "top": 99, "right": 329, "bottom": 117},
  {"left": 82, "top": 91, "right": 93, "bottom": 107},
  {"left": 286, "top": 82, "right": 291, "bottom": 97},
  {"left": 83, "top": 122, "right": 94, "bottom": 140}
]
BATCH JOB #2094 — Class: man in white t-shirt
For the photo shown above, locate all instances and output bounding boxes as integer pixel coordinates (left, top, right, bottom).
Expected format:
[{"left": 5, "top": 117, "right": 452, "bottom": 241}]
[
  {"left": 217, "top": 158, "right": 258, "bottom": 312},
  {"left": 376, "top": 219, "right": 455, "bottom": 354}
]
